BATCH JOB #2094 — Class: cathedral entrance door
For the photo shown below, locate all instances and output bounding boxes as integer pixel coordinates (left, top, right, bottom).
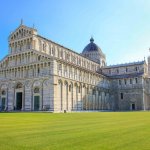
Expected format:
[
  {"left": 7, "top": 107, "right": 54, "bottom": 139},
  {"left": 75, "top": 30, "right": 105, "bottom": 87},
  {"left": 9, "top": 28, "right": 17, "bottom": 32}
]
[
  {"left": 34, "top": 96, "right": 40, "bottom": 111},
  {"left": 2, "top": 98, "right": 6, "bottom": 110},
  {"left": 131, "top": 103, "right": 135, "bottom": 110},
  {"left": 16, "top": 92, "right": 22, "bottom": 110}
]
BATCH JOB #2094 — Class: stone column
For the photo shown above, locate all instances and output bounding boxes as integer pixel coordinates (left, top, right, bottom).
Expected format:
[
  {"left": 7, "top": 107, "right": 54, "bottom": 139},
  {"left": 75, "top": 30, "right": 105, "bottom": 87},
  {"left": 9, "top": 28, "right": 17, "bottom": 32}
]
[
  {"left": 66, "top": 84, "right": 68, "bottom": 111},
  {"left": 41, "top": 86, "right": 43, "bottom": 111},
  {"left": 96, "top": 90, "right": 98, "bottom": 110},
  {"left": 73, "top": 84, "right": 76, "bottom": 111},
  {"left": 81, "top": 85, "right": 84, "bottom": 111},
  {"left": 63, "top": 83, "right": 67, "bottom": 111},
  {"left": 100, "top": 92, "right": 102, "bottom": 110},
  {"left": 22, "top": 86, "right": 25, "bottom": 111}
]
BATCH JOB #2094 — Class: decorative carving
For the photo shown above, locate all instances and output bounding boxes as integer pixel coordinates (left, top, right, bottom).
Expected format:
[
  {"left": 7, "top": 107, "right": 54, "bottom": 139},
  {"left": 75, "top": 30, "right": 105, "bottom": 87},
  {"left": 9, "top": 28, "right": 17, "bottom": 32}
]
[
  {"left": 43, "top": 79, "right": 51, "bottom": 87},
  {"left": 34, "top": 87, "right": 40, "bottom": 93},
  {"left": 33, "top": 80, "right": 41, "bottom": 87},
  {"left": 9, "top": 82, "right": 15, "bottom": 88},
  {"left": 2, "top": 90, "right": 6, "bottom": 95},
  {"left": 16, "top": 83, "right": 23, "bottom": 89},
  {"left": 1, "top": 84, "right": 7, "bottom": 89},
  {"left": 25, "top": 80, "right": 32, "bottom": 87}
]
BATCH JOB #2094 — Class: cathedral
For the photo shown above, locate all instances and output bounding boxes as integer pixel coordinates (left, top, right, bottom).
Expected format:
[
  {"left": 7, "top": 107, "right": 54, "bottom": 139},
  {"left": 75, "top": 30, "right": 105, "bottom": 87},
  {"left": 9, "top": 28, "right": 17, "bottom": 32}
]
[{"left": 0, "top": 22, "right": 150, "bottom": 112}]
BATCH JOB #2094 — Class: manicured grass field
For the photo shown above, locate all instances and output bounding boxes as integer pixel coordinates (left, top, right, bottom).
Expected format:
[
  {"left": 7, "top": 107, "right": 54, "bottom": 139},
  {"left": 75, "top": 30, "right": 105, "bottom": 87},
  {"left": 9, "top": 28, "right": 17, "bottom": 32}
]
[{"left": 0, "top": 112, "right": 150, "bottom": 150}]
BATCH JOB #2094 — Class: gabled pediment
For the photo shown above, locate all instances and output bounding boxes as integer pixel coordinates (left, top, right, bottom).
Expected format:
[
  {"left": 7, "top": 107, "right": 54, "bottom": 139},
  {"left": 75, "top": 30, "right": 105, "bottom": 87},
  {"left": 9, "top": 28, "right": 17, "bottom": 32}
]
[{"left": 9, "top": 24, "right": 37, "bottom": 41}]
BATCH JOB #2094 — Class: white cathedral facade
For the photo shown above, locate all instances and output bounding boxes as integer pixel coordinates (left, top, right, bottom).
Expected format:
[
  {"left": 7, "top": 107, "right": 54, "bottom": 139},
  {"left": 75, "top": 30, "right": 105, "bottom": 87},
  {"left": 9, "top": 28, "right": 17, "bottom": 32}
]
[{"left": 0, "top": 23, "right": 150, "bottom": 112}]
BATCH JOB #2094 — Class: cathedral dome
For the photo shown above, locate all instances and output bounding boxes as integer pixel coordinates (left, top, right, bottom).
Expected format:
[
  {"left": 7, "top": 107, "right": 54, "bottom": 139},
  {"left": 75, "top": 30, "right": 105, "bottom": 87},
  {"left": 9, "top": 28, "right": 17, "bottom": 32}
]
[
  {"left": 82, "top": 37, "right": 102, "bottom": 54},
  {"left": 82, "top": 37, "right": 106, "bottom": 66}
]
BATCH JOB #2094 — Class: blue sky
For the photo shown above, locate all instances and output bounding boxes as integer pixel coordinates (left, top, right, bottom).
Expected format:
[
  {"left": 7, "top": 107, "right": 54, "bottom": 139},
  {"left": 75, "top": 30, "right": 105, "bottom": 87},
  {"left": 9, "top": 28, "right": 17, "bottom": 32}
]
[{"left": 0, "top": 0, "right": 150, "bottom": 65}]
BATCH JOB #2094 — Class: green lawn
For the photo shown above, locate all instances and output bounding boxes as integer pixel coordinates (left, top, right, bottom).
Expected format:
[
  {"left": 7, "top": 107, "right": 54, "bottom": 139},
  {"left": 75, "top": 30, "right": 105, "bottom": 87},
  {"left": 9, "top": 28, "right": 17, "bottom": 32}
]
[{"left": 0, "top": 112, "right": 150, "bottom": 150}]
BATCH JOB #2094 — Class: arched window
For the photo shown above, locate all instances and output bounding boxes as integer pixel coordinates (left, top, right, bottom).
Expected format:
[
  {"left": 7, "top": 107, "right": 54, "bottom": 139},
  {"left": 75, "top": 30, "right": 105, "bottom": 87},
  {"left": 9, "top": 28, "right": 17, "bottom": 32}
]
[
  {"left": 38, "top": 56, "right": 41, "bottom": 61},
  {"left": 69, "top": 84, "right": 72, "bottom": 92},
  {"left": 130, "top": 79, "right": 132, "bottom": 84},
  {"left": 98, "top": 91, "right": 101, "bottom": 96},
  {"left": 135, "top": 66, "right": 138, "bottom": 71},
  {"left": 92, "top": 89, "right": 96, "bottom": 95},
  {"left": 16, "top": 83, "right": 22, "bottom": 89},
  {"left": 43, "top": 44, "right": 45, "bottom": 51},
  {"left": 51, "top": 47, "right": 54, "bottom": 55},
  {"left": 61, "top": 50, "right": 63, "bottom": 58},
  {"left": 2, "top": 90, "right": 6, "bottom": 95},
  {"left": 117, "top": 69, "right": 119, "bottom": 73},
  {"left": 34, "top": 87, "right": 40, "bottom": 93},
  {"left": 124, "top": 79, "right": 127, "bottom": 85},
  {"left": 120, "top": 93, "right": 123, "bottom": 99},
  {"left": 37, "top": 68, "right": 40, "bottom": 74},
  {"left": 135, "top": 78, "right": 138, "bottom": 83},
  {"left": 109, "top": 70, "right": 111, "bottom": 74},
  {"left": 119, "top": 80, "right": 121, "bottom": 85},
  {"left": 87, "top": 87, "right": 89, "bottom": 94}
]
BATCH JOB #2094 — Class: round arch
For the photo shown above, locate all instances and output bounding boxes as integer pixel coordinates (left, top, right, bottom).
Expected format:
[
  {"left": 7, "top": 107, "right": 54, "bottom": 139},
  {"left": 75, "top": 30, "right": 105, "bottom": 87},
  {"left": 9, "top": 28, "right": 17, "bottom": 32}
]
[{"left": 15, "top": 82, "right": 24, "bottom": 111}]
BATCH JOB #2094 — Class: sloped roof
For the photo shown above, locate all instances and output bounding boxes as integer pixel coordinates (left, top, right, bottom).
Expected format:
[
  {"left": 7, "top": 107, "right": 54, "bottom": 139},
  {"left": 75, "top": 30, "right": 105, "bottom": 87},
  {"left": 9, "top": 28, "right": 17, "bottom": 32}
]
[
  {"left": 104, "top": 61, "right": 145, "bottom": 69},
  {"left": 105, "top": 72, "right": 144, "bottom": 79}
]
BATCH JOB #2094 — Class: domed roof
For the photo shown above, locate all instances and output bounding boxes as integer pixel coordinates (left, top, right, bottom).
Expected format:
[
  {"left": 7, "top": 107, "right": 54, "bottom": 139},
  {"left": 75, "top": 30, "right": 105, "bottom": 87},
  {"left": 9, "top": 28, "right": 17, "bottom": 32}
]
[{"left": 82, "top": 37, "right": 102, "bottom": 54}]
